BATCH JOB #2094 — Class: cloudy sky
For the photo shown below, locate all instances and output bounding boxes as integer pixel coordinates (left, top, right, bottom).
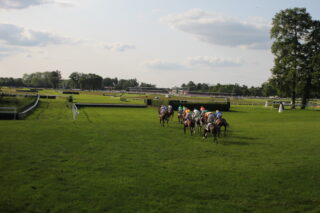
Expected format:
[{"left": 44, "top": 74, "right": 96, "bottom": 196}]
[{"left": 0, "top": 0, "right": 319, "bottom": 87}]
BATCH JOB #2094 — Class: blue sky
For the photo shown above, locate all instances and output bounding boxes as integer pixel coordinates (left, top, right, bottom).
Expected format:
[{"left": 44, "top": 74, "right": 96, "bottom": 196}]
[{"left": 0, "top": 0, "right": 319, "bottom": 87}]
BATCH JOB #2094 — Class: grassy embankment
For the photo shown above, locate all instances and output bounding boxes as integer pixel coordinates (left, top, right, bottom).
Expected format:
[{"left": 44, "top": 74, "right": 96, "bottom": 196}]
[{"left": 0, "top": 96, "right": 36, "bottom": 110}]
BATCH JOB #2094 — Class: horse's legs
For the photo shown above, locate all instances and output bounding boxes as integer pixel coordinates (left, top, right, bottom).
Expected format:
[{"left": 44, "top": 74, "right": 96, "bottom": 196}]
[
  {"left": 160, "top": 118, "right": 165, "bottom": 127},
  {"left": 213, "top": 133, "right": 218, "bottom": 143},
  {"left": 217, "top": 126, "right": 221, "bottom": 137},
  {"left": 203, "top": 131, "right": 207, "bottom": 140}
]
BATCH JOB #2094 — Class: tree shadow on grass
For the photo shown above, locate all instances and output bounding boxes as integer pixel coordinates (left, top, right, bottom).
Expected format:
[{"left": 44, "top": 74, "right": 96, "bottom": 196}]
[
  {"left": 228, "top": 110, "right": 248, "bottom": 113},
  {"left": 221, "top": 136, "right": 265, "bottom": 146}
]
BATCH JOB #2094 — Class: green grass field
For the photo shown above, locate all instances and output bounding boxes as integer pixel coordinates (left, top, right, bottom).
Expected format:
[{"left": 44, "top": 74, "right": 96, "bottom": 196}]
[{"left": 0, "top": 97, "right": 320, "bottom": 212}]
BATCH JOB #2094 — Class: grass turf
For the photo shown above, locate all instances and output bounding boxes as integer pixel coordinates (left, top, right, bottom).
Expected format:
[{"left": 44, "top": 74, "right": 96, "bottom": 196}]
[{"left": 0, "top": 99, "right": 320, "bottom": 212}]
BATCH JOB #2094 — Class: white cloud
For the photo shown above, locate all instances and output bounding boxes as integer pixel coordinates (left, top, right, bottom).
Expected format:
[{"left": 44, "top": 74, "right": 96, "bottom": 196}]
[
  {"left": 144, "top": 59, "right": 186, "bottom": 70},
  {"left": 0, "top": 0, "right": 74, "bottom": 9},
  {"left": 188, "top": 56, "right": 242, "bottom": 67},
  {"left": 0, "top": 45, "right": 21, "bottom": 59},
  {"left": 162, "top": 8, "right": 271, "bottom": 49},
  {"left": 0, "top": 23, "right": 71, "bottom": 47},
  {"left": 145, "top": 56, "right": 243, "bottom": 71},
  {"left": 104, "top": 43, "right": 135, "bottom": 52}
]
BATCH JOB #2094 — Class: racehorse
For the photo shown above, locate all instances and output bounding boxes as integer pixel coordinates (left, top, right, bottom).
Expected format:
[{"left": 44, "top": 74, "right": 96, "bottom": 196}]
[
  {"left": 158, "top": 105, "right": 170, "bottom": 127},
  {"left": 194, "top": 116, "right": 202, "bottom": 134},
  {"left": 159, "top": 112, "right": 169, "bottom": 127},
  {"left": 203, "top": 123, "right": 219, "bottom": 143},
  {"left": 215, "top": 118, "right": 229, "bottom": 136},
  {"left": 177, "top": 111, "right": 184, "bottom": 124},
  {"left": 167, "top": 107, "right": 174, "bottom": 121},
  {"left": 200, "top": 115, "right": 206, "bottom": 126},
  {"left": 183, "top": 117, "right": 195, "bottom": 136}
]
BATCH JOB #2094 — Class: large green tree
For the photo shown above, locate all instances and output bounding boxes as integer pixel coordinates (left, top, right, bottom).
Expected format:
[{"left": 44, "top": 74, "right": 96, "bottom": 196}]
[
  {"left": 48, "top": 70, "right": 61, "bottom": 89},
  {"left": 300, "top": 20, "right": 320, "bottom": 108},
  {"left": 270, "top": 8, "right": 312, "bottom": 109}
]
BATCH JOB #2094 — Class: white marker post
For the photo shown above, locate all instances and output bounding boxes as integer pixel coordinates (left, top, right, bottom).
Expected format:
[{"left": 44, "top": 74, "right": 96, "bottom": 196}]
[
  {"left": 265, "top": 101, "right": 268, "bottom": 107},
  {"left": 278, "top": 103, "right": 284, "bottom": 113}
]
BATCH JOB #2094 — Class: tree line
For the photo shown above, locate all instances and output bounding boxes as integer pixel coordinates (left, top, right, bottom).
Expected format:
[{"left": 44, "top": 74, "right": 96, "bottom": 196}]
[
  {"left": 0, "top": 71, "right": 155, "bottom": 91},
  {"left": 180, "top": 81, "right": 277, "bottom": 97}
]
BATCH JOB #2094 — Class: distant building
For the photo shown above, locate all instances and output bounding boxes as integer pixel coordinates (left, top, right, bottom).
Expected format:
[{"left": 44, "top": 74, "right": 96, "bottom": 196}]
[
  {"left": 128, "top": 87, "right": 169, "bottom": 94},
  {"left": 104, "top": 86, "right": 115, "bottom": 90},
  {"left": 171, "top": 87, "right": 187, "bottom": 95},
  {"left": 186, "top": 91, "right": 235, "bottom": 97}
]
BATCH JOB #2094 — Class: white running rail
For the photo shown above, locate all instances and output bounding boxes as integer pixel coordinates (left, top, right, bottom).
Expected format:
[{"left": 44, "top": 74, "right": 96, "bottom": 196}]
[{"left": 72, "top": 103, "right": 79, "bottom": 120}]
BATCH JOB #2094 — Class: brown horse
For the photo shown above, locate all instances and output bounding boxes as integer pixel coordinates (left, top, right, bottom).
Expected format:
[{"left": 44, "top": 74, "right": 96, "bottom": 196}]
[
  {"left": 159, "top": 112, "right": 169, "bottom": 127},
  {"left": 167, "top": 108, "right": 174, "bottom": 121},
  {"left": 177, "top": 111, "right": 184, "bottom": 124},
  {"left": 203, "top": 123, "right": 219, "bottom": 143},
  {"left": 215, "top": 118, "right": 229, "bottom": 136},
  {"left": 183, "top": 118, "right": 195, "bottom": 136}
]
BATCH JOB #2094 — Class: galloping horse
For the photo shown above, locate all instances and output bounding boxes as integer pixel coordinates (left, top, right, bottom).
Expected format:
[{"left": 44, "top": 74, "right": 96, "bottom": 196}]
[
  {"left": 183, "top": 113, "right": 195, "bottom": 135},
  {"left": 215, "top": 118, "right": 229, "bottom": 136},
  {"left": 194, "top": 116, "right": 202, "bottom": 134},
  {"left": 177, "top": 111, "right": 184, "bottom": 124},
  {"left": 167, "top": 106, "right": 174, "bottom": 121},
  {"left": 203, "top": 123, "right": 219, "bottom": 143},
  {"left": 159, "top": 105, "right": 170, "bottom": 127},
  {"left": 159, "top": 111, "right": 169, "bottom": 127}
]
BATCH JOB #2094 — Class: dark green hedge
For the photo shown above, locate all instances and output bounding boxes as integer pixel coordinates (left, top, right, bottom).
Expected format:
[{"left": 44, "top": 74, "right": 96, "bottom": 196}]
[
  {"left": 16, "top": 89, "right": 38, "bottom": 93},
  {"left": 146, "top": 99, "right": 230, "bottom": 111},
  {"left": 62, "top": 91, "right": 79, "bottom": 94}
]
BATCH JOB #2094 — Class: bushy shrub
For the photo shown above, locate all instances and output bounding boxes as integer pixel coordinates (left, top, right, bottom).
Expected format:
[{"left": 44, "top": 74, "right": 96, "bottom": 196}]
[{"left": 68, "top": 96, "right": 73, "bottom": 103}]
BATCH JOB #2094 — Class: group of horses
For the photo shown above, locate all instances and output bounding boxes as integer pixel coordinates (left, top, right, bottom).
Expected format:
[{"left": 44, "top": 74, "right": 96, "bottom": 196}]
[{"left": 158, "top": 106, "right": 229, "bottom": 143}]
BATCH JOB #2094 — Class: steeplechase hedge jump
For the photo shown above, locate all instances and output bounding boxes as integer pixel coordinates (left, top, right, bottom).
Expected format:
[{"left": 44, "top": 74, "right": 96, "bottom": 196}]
[{"left": 145, "top": 99, "right": 231, "bottom": 111}]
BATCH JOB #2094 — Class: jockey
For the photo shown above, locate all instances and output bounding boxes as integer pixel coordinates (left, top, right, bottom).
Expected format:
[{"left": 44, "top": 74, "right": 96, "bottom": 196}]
[
  {"left": 178, "top": 105, "right": 183, "bottom": 112},
  {"left": 185, "top": 109, "right": 193, "bottom": 120},
  {"left": 184, "top": 107, "right": 191, "bottom": 118},
  {"left": 160, "top": 105, "right": 167, "bottom": 114},
  {"left": 200, "top": 106, "right": 208, "bottom": 117},
  {"left": 214, "top": 110, "right": 222, "bottom": 119},
  {"left": 203, "top": 111, "right": 212, "bottom": 121},
  {"left": 207, "top": 112, "right": 215, "bottom": 123},
  {"left": 193, "top": 108, "right": 200, "bottom": 118}
]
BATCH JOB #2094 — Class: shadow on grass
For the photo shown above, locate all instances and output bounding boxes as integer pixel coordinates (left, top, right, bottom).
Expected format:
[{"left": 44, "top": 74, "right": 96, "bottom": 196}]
[
  {"left": 221, "top": 135, "right": 264, "bottom": 146},
  {"left": 228, "top": 110, "right": 248, "bottom": 113}
]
